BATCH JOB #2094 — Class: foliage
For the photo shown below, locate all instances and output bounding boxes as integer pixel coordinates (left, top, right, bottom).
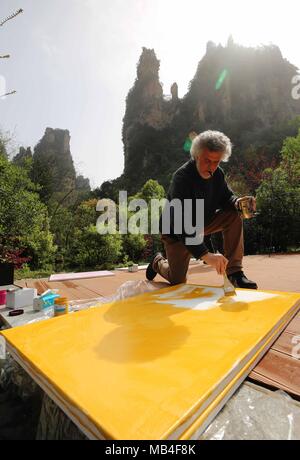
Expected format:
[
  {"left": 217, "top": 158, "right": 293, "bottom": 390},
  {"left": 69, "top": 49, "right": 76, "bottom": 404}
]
[
  {"left": 15, "top": 265, "right": 53, "bottom": 280},
  {"left": 131, "top": 179, "right": 165, "bottom": 259},
  {"left": 245, "top": 129, "right": 300, "bottom": 253},
  {"left": 0, "top": 154, "right": 56, "bottom": 269},
  {"left": 122, "top": 234, "right": 146, "bottom": 262},
  {"left": 0, "top": 243, "right": 31, "bottom": 268},
  {"left": 12, "top": 147, "right": 33, "bottom": 170},
  {"left": 56, "top": 198, "right": 121, "bottom": 269},
  {"left": 68, "top": 225, "right": 123, "bottom": 269},
  {"left": 0, "top": 129, "right": 11, "bottom": 158},
  {"left": 134, "top": 179, "right": 165, "bottom": 202}
]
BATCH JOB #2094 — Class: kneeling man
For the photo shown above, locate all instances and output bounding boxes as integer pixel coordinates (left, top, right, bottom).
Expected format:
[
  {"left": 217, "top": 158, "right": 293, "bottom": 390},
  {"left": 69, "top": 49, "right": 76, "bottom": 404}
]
[{"left": 146, "top": 130, "right": 257, "bottom": 289}]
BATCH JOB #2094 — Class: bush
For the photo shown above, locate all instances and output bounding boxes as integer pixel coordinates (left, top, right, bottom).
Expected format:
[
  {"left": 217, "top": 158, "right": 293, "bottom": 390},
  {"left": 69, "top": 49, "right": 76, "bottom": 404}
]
[
  {"left": 0, "top": 155, "right": 56, "bottom": 270},
  {"left": 122, "top": 234, "right": 146, "bottom": 262},
  {"left": 68, "top": 225, "right": 123, "bottom": 269}
]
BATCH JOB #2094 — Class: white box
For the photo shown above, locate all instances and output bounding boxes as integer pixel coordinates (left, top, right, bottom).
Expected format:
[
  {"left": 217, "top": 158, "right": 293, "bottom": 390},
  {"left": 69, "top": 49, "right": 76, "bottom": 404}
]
[
  {"left": 6, "top": 288, "right": 37, "bottom": 309},
  {"left": 128, "top": 264, "right": 139, "bottom": 272}
]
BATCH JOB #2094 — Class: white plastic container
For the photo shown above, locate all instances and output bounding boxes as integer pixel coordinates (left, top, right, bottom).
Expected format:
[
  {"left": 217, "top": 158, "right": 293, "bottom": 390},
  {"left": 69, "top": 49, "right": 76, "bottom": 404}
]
[
  {"left": 128, "top": 264, "right": 139, "bottom": 273},
  {"left": 6, "top": 288, "right": 37, "bottom": 309}
]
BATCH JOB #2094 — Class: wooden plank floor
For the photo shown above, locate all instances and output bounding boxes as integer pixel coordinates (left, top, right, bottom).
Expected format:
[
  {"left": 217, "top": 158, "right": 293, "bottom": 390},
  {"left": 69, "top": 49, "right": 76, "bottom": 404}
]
[
  {"left": 20, "top": 278, "right": 106, "bottom": 301},
  {"left": 249, "top": 318, "right": 300, "bottom": 398},
  {"left": 20, "top": 254, "right": 300, "bottom": 397}
]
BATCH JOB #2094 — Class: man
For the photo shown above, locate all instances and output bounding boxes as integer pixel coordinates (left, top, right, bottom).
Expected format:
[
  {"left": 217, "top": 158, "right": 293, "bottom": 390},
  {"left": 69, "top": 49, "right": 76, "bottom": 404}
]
[{"left": 146, "top": 130, "right": 257, "bottom": 289}]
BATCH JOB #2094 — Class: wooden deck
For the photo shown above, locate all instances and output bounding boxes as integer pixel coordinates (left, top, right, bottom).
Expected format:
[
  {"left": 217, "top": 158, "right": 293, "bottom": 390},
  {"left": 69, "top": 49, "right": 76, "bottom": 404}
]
[{"left": 18, "top": 254, "right": 300, "bottom": 398}]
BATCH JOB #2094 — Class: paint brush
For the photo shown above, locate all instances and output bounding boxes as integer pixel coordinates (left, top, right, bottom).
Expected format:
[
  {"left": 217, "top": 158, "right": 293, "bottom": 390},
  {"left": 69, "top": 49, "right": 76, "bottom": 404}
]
[{"left": 223, "top": 273, "right": 236, "bottom": 297}]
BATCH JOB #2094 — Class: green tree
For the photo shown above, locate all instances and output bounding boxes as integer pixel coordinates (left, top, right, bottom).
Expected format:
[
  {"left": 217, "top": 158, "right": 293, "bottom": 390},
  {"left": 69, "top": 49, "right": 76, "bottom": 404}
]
[
  {"left": 69, "top": 225, "right": 123, "bottom": 269},
  {"left": 122, "top": 233, "right": 146, "bottom": 262},
  {"left": 253, "top": 129, "right": 300, "bottom": 252},
  {"left": 134, "top": 179, "right": 165, "bottom": 202},
  {"left": 65, "top": 199, "right": 123, "bottom": 269},
  {"left": 0, "top": 155, "right": 56, "bottom": 269},
  {"left": 131, "top": 179, "right": 165, "bottom": 260},
  {"left": 0, "top": 129, "right": 10, "bottom": 158}
]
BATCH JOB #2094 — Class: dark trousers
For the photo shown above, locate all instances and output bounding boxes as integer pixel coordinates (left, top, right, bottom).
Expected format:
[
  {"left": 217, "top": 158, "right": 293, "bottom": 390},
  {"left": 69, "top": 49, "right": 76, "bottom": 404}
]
[{"left": 154, "top": 208, "right": 244, "bottom": 285}]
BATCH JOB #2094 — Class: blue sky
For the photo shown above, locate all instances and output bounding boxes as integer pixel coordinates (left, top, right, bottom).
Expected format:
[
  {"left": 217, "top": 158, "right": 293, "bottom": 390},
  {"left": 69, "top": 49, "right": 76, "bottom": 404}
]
[{"left": 0, "top": 0, "right": 299, "bottom": 188}]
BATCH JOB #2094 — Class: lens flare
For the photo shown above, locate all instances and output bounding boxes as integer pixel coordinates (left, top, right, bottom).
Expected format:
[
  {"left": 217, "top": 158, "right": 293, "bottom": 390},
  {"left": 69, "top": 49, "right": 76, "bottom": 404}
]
[{"left": 215, "top": 69, "right": 229, "bottom": 91}]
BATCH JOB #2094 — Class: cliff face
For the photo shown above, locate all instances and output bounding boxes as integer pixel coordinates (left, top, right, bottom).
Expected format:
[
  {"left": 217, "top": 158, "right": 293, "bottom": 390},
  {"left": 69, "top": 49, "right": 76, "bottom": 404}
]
[
  {"left": 31, "top": 128, "right": 90, "bottom": 202},
  {"left": 184, "top": 40, "right": 299, "bottom": 139},
  {"left": 122, "top": 48, "right": 182, "bottom": 191},
  {"left": 14, "top": 128, "right": 90, "bottom": 203},
  {"left": 32, "top": 128, "right": 76, "bottom": 201},
  {"left": 121, "top": 42, "right": 300, "bottom": 193},
  {"left": 12, "top": 147, "right": 32, "bottom": 167}
]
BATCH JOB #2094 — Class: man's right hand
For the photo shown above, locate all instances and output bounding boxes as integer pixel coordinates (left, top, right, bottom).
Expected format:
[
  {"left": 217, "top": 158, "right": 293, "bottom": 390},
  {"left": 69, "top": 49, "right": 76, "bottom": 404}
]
[{"left": 201, "top": 252, "right": 228, "bottom": 275}]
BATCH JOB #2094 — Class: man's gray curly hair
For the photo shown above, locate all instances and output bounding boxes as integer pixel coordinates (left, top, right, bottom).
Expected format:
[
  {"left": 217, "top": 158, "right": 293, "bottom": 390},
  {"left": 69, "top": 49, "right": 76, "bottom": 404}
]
[{"left": 190, "top": 130, "right": 232, "bottom": 162}]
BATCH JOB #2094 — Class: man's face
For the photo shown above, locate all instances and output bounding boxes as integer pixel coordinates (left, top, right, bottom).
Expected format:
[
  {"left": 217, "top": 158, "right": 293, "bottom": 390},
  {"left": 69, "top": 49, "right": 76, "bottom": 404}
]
[{"left": 196, "top": 149, "right": 223, "bottom": 179}]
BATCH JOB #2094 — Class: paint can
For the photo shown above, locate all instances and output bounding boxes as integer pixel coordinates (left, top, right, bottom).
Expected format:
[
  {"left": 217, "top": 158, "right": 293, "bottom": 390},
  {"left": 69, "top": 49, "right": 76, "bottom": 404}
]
[
  {"left": 237, "top": 197, "right": 255, "bottom": 219},
  {"left": 54, "top": 297, "right": 69, "bottom": 317}
]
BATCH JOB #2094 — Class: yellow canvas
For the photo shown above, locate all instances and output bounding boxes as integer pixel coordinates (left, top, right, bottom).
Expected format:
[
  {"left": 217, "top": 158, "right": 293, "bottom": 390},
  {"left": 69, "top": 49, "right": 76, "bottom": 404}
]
[
  {"left": 179, "top": 314, "right": 297, "bottom": 440},
  {"left": 1, "top": 284, "right": 300, "bottom": 440}
]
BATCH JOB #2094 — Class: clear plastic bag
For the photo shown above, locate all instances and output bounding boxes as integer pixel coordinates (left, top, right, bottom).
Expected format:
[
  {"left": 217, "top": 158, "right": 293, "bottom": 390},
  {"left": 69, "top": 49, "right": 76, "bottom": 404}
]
[
  {"left": 201, "top": 382, "right": 300, "bottom": 440},
  {"left": 103, "top": 280, "right": 166, "bottom": 302},
  {"left": 36, "top": 393, "right": 87, "bottom": 440},
  {"left": 0, "top": 354, "right": 39, "bottom": 401},
  {"left": 27, "top": 280, "right": 166, "bottom": 324}
]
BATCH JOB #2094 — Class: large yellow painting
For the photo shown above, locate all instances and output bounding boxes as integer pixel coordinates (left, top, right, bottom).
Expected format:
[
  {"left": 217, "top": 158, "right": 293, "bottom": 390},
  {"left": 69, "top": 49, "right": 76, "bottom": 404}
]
[{"left": 1, "top": 284, "right": 300, "bottom": 440}]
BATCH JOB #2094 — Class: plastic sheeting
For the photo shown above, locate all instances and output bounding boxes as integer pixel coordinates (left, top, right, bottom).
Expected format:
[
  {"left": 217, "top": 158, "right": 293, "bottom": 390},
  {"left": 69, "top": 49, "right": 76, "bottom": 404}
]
[
  {"left": 26, "top": 280, "right": 165, "bottom": 324},
  {"left": 0, "top": 355, "right": 43, "bottom": 440},
  {"left": 0, "top": 354, "right": 39, "bottom": 401},
  {"left": 36, "top": 393, "right": 87, "bottom": 440},
  {"left": 202, "top": 383, "right": 300, "bottom": 440}
]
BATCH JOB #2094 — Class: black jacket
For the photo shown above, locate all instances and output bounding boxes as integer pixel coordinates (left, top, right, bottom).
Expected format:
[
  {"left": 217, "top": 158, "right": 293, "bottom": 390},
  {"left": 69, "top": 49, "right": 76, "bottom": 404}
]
[{"left": 160, "top": 159, "right": 237, "bottom": 259}]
